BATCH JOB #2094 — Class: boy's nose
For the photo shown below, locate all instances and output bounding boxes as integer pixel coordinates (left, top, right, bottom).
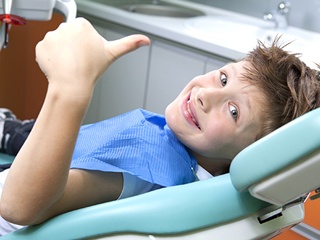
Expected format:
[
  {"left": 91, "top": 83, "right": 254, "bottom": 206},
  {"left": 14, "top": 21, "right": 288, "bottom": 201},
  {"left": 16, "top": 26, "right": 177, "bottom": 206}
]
[{"left": 196, "top": 87, "right": 225, "bottom": 112}]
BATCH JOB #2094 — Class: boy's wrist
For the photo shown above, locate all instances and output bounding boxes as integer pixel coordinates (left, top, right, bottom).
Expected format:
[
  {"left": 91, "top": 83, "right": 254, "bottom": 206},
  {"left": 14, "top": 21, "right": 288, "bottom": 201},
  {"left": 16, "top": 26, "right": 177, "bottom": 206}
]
[{"left": 46, "top": 82, "right": 94, "bottom": 108}]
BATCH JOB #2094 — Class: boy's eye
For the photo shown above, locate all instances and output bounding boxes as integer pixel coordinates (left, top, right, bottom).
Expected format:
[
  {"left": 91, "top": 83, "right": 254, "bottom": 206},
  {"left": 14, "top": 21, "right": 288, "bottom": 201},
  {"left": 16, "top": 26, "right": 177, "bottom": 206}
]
[
  {"left": 220, "top": 73, "right": 227, "bottom": 86},
  {"left": 229, "top": 105, "right": 238, "bottom": 121}
]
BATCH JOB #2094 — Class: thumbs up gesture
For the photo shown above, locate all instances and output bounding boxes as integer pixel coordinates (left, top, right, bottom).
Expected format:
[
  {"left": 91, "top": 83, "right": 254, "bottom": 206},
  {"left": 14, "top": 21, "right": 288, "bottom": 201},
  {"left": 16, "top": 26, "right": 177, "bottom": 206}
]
[{"left": 36, "top": 18, "right": 150, "bottom": 96}]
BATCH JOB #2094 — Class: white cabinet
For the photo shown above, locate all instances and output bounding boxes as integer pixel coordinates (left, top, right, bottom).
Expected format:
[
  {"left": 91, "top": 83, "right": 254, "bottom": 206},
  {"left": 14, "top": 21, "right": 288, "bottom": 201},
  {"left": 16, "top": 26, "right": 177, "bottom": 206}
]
[
  {"left": 83, "top": 22, "right": 150, "bottom": 124},
  {"left": 205, "top": 57, "right": 230, "bottom": 73},
  {"left": 145, "top": 40, "right": 206, "bottom": 114}
]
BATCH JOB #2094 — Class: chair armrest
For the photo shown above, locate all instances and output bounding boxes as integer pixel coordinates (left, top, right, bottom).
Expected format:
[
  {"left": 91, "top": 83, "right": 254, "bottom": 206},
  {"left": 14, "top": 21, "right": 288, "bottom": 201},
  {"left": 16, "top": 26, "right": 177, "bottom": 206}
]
[{"left": 1, "top": 174, "right": 270, "bottom": 239}]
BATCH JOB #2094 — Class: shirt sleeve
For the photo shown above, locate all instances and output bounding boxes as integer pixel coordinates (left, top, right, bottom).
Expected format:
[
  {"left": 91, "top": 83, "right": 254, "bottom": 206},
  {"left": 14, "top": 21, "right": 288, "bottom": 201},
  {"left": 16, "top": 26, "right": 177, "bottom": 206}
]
[{"left": 118, "top": 172, "right": 163, "bottom": 200}]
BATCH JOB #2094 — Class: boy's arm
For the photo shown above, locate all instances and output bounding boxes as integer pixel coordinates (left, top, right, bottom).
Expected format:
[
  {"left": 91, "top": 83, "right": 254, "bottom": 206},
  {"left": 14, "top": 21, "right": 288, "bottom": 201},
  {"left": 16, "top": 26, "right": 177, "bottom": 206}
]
[{"left": 0, "top": 18, "right": 150, "bottom": 225}]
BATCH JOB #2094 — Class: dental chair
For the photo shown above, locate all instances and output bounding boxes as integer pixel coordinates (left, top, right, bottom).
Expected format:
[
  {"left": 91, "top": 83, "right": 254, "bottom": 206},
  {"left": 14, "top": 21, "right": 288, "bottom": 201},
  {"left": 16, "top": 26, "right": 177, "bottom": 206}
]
[{"left": 0, "top": 108, "right": 319, "bottom": 239}]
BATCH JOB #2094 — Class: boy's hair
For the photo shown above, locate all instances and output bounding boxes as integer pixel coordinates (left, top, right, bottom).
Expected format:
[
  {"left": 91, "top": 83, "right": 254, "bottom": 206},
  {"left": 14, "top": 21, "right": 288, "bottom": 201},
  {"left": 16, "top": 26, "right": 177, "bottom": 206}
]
[{"left": 243, "top": 37, "right": 320, "bottom": 140}]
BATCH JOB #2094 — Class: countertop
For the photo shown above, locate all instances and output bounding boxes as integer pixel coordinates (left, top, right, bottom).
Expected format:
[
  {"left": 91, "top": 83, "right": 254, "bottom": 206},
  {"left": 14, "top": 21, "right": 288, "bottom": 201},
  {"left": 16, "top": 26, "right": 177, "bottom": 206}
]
[{"left": 75, "top": 0, "right": 320, "bottom": 67}]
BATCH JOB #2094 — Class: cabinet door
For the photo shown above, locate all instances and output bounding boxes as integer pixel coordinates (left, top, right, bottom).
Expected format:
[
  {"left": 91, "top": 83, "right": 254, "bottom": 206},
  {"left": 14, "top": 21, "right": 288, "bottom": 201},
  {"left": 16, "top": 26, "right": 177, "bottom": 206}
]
[
  {"left": 205, "top": 57, "right": 230, "bottom": 73},
  {"left": 84, "top": 25, "right": 150, "bottom": 123},
  {"left": 145, "top": 41, "right": 206, "bottom": 115},
  {"left": 83, "top": 25, "right": 105, "bottom": 124}
]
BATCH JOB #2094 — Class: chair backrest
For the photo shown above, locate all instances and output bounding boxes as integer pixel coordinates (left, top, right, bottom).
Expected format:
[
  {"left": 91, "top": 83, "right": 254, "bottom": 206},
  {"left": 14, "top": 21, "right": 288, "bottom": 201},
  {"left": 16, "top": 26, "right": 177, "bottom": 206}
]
[{"left": 230, "top": 108, "right": 320, "bottom": 206}]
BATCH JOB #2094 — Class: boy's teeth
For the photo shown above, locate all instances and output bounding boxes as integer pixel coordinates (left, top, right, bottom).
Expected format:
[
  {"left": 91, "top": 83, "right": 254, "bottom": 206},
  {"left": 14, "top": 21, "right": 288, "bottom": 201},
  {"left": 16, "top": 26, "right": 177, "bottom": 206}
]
[
  {"left": 187, "top": 100, "right": 199, "bottom": 128},
  {"left": 187, "top": 100, "right": 192, "bottom": 117}
]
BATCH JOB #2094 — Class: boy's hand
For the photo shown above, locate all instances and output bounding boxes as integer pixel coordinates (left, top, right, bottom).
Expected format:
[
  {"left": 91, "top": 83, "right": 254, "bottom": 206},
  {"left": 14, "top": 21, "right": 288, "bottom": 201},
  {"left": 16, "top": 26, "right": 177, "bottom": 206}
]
[{"left": 35, "top": 18, "right": 150, "bottom": 95}]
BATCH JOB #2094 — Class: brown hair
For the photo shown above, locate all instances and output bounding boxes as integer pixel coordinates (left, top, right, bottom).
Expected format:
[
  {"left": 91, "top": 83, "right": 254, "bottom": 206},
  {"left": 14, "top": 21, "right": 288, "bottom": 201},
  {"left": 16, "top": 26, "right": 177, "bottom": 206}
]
[{"left": 242, "top": 37, "right": 320, "bottom": 140}]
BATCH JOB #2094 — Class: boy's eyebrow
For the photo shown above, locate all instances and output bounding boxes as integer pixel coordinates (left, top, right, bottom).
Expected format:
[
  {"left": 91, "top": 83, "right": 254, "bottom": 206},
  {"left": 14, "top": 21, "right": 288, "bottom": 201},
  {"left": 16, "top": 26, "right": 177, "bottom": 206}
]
[
  {"left": 240, "top": 84, "right": 254, "bottom": 120},
  {"left": 222, "top": 62, "right": 234, "bottom": 71},
  {"left": 231, "top": 62, "right": 253, "bottom": 116},
  {"left": 230, "top": 63, "right": 236, "bottom": 76},
  {"left": 245, "top": 94, "right": 252, "bottom": 112},
  {"left": 224, "top": 62, "right": 237, "bottom": 78}
]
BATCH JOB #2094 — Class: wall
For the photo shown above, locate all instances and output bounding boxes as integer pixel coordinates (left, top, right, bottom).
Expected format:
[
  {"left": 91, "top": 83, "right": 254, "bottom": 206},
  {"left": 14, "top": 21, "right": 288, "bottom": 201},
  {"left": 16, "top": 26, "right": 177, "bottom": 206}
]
[
  {"left": 185, "top": 0, "right": 320, "bottom": 33},
  {"left": 0, "top": 14, "right": 64, "bottom": 120}
]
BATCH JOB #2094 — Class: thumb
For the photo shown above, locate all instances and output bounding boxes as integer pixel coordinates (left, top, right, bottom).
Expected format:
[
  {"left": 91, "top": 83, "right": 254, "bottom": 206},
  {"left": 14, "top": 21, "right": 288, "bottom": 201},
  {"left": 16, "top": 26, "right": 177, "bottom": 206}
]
[{"left": 104, "top": 34, "right": 151, "bottom": 61}]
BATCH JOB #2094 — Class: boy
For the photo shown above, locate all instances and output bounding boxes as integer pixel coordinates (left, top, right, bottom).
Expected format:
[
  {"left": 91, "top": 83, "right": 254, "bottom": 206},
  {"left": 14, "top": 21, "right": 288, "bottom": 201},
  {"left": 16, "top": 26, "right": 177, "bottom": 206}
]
[{"left": 0, "top": 18, "right": 319, "bottom": 234}]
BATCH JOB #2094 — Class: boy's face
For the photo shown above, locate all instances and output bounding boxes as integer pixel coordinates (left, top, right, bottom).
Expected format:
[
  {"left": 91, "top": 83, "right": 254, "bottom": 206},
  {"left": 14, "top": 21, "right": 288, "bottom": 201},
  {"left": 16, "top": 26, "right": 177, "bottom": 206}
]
[{"left": 165, "top": 61, "right": 264, "bottom": 161}]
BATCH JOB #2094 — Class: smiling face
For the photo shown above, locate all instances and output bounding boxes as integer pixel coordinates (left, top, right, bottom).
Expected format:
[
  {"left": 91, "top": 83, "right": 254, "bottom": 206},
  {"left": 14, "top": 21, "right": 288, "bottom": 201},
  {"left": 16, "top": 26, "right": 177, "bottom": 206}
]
[{"left": 165, "top": 61, "right": 265, "bottom": 169}]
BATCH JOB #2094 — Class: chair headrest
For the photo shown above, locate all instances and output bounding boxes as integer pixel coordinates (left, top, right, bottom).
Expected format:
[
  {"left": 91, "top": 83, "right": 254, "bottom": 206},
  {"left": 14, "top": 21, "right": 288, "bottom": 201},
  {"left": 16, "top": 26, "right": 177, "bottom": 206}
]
[{"left": 230, "top": 108, "right": 320, "bottom": 193}]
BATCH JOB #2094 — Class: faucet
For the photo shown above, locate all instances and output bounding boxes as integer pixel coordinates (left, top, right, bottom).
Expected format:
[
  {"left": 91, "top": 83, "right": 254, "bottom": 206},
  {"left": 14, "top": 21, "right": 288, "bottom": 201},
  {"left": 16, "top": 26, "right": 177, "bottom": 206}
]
[{"left": 264, "top": 2, "right": 291, "bottom": 29}]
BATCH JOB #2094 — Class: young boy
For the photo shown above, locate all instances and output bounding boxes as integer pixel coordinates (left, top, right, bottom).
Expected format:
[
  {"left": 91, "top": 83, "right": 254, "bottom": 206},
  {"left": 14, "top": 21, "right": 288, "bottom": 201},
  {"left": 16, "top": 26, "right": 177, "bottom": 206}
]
[{"left": 0, "top": 18, "right": 319, "bottom": 235}]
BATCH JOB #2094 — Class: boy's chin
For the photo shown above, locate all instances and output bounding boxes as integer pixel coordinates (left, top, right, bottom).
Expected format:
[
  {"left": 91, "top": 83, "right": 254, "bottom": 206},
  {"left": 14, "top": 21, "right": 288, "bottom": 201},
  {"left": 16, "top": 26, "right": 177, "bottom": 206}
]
[{"left": 164, "top": 102, "right": 174, "bottom": 120}]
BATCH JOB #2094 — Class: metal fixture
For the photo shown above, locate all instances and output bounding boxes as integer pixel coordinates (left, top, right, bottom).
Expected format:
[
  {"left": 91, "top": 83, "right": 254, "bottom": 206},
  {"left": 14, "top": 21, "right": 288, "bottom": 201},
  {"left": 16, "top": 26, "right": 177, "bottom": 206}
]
[
  {"left": 0, "top": 0, "right": 27, "bottom": 48},
  {"left": 263, "top": 2, "right": 291, "bottom": 29},
  {"left": 0, "top": 0, "right": 76, "bottom": 50}
]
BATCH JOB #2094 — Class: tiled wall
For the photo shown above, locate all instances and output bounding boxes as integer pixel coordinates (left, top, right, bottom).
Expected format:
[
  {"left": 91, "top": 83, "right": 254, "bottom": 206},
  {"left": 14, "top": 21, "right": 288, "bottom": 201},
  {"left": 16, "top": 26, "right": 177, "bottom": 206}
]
[{"left": 185, "top": 0, "right": 320, "bottom": 33}]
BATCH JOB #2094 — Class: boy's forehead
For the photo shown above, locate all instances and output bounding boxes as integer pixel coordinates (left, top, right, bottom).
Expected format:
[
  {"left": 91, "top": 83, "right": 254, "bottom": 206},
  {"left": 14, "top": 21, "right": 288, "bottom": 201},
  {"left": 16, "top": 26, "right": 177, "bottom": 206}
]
[{"left": 221, "top": 61, "right": 248, "bottom": 74}]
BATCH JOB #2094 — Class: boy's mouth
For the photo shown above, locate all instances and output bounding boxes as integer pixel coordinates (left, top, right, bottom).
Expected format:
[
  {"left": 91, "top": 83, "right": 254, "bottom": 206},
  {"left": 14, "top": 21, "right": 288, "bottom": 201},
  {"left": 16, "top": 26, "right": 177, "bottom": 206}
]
[{"left": 187, "top": 98, "right": 201, "bottom": 130}]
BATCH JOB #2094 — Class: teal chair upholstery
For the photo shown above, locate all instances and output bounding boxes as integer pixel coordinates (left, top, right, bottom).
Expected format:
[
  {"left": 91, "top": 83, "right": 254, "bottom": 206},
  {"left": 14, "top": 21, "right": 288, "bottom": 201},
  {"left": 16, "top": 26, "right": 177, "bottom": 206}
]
[
  {"left": 1, "top": 108, "right": 320, "bottom": 239},
  {"left": 0, "top": 154, "right": 14, "bottom": 165}
]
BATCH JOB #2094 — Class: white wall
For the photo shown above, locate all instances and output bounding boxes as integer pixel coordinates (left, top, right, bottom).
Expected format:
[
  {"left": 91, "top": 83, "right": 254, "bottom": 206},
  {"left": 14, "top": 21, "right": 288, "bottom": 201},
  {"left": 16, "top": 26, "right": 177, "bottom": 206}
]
[{"left": 184, "top": 0, "right": 320, "bottom": 33}]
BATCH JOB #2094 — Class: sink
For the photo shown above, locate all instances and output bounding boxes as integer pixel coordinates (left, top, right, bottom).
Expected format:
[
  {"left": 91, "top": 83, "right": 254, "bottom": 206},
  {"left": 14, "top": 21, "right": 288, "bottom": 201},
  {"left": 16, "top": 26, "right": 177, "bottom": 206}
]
[
  {"left": 90, "top": 0, "right": 204, "bottom": 18},
  {"left": 185, "top": 16, "right": 310, "bottom": 53},
  {"left": 185, "top": 16, "right": 266, "bottom": 52},
  {"left": 184, "top": 16, "right": 320, "bottom": 67},
  {"left": 120, "top": 4, "right": 204, "bottom": 18}
]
